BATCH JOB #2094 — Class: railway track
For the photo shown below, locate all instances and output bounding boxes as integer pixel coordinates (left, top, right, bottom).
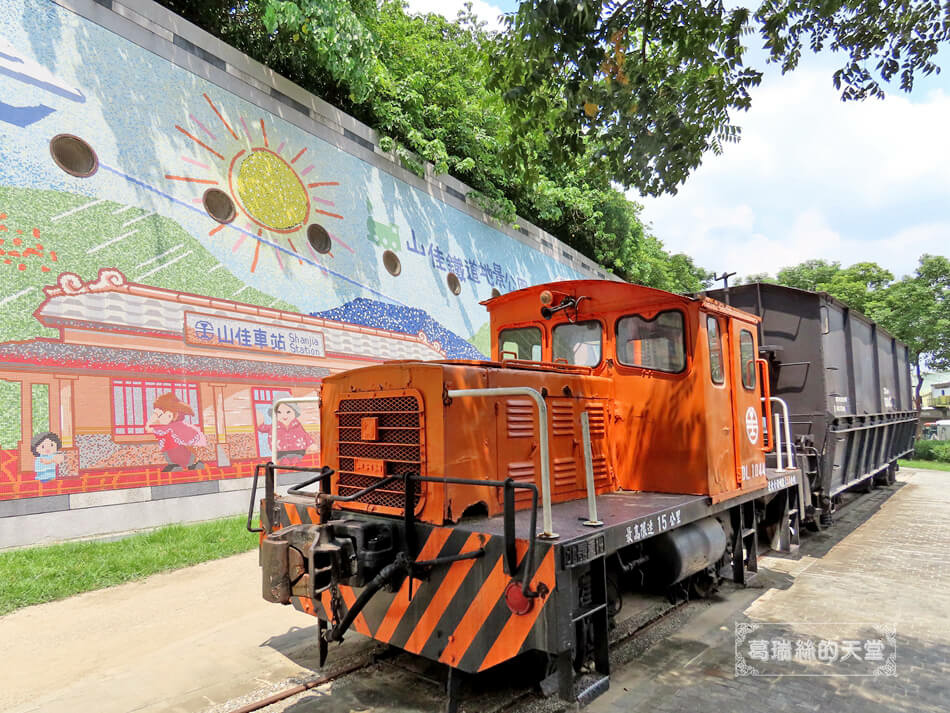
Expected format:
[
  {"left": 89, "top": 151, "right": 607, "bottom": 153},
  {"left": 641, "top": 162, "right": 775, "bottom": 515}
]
[{"left": 223, "top": 589, "right": 697, "bottom": 713}]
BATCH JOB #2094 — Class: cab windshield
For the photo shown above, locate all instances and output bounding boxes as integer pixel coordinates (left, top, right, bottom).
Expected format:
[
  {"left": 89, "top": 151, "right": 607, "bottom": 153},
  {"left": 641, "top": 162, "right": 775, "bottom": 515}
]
[
  {"left": 616, "top": 310, "right": 686, "bottom": 373},
  {"left": 552, "top": 321, "right": 602, "bottom": 366},
  {"left": 498, "top": 326, "right": 542, "bottom": 361}
]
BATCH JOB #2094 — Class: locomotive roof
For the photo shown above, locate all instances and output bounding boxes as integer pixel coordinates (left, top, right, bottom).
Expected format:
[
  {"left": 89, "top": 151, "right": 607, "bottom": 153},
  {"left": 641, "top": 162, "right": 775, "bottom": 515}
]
[{"left": 482, "top": 279, "right": 759, "bottom": 322}]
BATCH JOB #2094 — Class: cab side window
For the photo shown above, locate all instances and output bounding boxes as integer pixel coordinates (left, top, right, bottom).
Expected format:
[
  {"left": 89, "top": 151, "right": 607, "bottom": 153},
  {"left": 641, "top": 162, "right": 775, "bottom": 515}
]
[
  {"left": 739, "top": 329, "right": 756, "bottom": 390},
  {"left": 616, "top": 310, "right": 686, "bottom": 373},
  {"left": 552, "top": 321, "right": 602, "bottom": 366},
  {"left": 707, "top": 317, "right": 724, "bottom": 384},
  {"left": 499, "top": 326, "right": 542, "bottom": 361}
]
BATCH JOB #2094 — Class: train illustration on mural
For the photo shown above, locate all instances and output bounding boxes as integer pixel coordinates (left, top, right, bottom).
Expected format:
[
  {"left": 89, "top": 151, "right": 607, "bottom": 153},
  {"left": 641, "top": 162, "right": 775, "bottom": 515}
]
[{"left": 251, "top": 279, "right": 917, "bottom": 709}]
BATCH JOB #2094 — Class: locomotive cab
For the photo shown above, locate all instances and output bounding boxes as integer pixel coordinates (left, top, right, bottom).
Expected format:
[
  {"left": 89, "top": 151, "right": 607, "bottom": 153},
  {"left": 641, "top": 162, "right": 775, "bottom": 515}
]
[{"left": 486, "top": 280, "right": 771, "bottom": 502}]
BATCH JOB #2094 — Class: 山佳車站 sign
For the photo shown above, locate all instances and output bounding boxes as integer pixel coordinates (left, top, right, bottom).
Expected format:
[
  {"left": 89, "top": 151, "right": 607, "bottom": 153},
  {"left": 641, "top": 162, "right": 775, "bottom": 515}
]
[{"left": 184, "top": 311, "right": 326, "bottom": 358}]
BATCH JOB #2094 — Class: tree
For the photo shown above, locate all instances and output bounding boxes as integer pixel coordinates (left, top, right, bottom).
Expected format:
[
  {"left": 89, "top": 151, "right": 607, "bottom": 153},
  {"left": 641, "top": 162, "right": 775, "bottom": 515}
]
[
  {"left": 494, "top": 1, "right": 950, "bottom": 195},
  {"left": 822, "top": 262, "right": 894, "bottom": 313},
  {"left": 772, "top": 259, "right": 894, "bottom": 313},
  {"left": 738, "top": 272, "right": 775, "bottom": 285},
  {"left": 772, "top": 256, "right": 948, "bottom": 409},
  {"left": 775, "top": 259, "right": 842, "bottom": 291},
  {"left": 867, "top": 256, "right": 950, "bottom": 408}
]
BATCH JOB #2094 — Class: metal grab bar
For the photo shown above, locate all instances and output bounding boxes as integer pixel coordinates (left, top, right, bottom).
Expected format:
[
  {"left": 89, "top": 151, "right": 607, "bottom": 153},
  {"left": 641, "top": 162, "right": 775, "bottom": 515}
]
[
  {"left": 246, "top": 463, "right": 265, "bottom": 533},
  {"left": 580, "top": 411, "right": 602, "bottom": 527},
  {"left": 445, "top": 387, "right": 557, "bottom": 539},
  {"left": 764, "top": 396, "right": 796, "bottom": 471},
  {"left": 270, "top": 397, "right": 322, "bottom": 466},
  {"left": 755, "top": 358, "right": 773, "bottom": 453},
  {"left": 774, "top": 413, "right": 784, "bottom": 470},
  {"left": 405, "top": 474, "right": 540, "bottom": 597}
]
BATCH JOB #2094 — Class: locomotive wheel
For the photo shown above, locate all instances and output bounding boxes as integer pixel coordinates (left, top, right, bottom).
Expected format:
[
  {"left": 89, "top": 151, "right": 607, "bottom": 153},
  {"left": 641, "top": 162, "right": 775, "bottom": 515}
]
[
  {"left": 887, "top": 463, "right": 897, "bottom": 485},
  {"left": 689, "top": 570, "right": 718, "bottom": 599}
]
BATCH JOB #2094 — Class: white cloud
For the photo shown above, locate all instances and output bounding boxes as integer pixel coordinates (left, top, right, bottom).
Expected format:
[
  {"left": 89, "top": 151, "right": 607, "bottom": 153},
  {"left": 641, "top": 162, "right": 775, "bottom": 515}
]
[
  {"left": 635, "top": 64, "right": 950, "bottom": 279},
  {"left": 403, "top": 0, "right": 508, "bottom": 32}
]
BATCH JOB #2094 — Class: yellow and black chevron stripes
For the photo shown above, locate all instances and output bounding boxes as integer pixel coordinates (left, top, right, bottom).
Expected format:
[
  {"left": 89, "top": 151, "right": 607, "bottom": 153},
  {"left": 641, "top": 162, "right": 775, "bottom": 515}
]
[{"left": 280, "top": 499, "right": 556, "bottom": 673}]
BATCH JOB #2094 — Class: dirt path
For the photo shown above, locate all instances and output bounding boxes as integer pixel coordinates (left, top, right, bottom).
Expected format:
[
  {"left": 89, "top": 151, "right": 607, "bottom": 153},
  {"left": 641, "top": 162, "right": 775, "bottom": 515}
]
[{"left": 0, "top": 550, "right": 340, "bottom": 713}]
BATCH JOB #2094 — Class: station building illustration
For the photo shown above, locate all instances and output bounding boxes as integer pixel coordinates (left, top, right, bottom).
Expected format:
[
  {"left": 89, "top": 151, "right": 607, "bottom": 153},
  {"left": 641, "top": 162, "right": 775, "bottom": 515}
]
[{"left": 0, "top": 268, "right": 447, "bottom": 500}]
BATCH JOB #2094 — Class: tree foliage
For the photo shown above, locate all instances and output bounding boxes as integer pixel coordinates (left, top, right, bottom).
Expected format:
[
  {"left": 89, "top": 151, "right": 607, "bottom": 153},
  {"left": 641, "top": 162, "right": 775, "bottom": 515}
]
[
  {"left": 775, "top": 258, "right": 843, "bottom": 291},
  {"left": 156, "top": 0, "right": 710, "bottom": 292},
  {"left": 494, "top": 0, "right": 950, "bottom": 195},
  {"left": 774, "top": 259, "right": 894, "bottom": 313}
]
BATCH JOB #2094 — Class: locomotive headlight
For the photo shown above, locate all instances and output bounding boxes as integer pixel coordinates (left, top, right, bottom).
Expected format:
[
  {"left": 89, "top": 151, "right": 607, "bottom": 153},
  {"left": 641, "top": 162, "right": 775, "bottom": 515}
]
[{"left": 539, "top": 289, "right": 553, "bottom": 306}]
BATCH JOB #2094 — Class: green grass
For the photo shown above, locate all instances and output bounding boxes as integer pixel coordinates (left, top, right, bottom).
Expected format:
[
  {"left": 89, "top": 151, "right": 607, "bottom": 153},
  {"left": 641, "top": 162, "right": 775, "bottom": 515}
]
[
  {"left": 0, "top": 515, "right": 257, "bottom": 616},
  {"left": 899, "top": 459, "right": 950, "bottom": 472}
]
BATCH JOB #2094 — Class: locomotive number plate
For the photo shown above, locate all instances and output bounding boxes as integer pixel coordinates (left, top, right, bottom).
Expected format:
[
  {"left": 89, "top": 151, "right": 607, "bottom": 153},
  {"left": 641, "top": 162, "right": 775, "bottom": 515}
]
[
  {"left": 353, "top": 457, "right": 386, "bottom": 477},
  {"left": 561, "top": 534, "right": 606, "bottom": 568}
]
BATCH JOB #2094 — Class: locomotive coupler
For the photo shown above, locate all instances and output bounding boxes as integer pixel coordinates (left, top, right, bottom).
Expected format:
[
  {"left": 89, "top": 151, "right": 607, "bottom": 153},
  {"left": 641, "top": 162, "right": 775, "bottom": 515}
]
[{"left": 260, "top": 519, "right": 399, "bottom": 604}]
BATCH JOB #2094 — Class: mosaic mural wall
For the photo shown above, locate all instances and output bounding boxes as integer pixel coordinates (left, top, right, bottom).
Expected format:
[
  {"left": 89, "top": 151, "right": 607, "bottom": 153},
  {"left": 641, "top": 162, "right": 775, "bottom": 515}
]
[{"left": 0, "top": 0, "right": 586, "bottom": 502}]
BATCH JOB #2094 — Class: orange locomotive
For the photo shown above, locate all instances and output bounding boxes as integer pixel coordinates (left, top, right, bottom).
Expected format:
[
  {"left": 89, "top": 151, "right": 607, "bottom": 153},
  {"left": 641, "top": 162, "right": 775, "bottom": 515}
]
[{"left": 251, "top": 280, "right": 801, "bottom": 707}]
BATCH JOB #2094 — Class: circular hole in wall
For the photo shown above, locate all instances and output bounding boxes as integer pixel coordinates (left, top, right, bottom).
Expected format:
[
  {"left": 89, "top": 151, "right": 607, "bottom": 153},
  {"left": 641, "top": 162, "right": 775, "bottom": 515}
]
[
  {"left": 202, "top": 188, "right": 236, "bottom": 224},
  {"left": 491, "top": 288, "right": 502, "bottom": 299},
  {"left": 307, "top": 223, "right": 332, "bottom": 254},
  {"left": 447, "top": 272, "right": 462, "bottom": 295},
  {"left": 49, "top": 134, "right": 98, "bottom": 178},
  {"left": 382, "top": 250, "right": 401, "bottom": 276}
]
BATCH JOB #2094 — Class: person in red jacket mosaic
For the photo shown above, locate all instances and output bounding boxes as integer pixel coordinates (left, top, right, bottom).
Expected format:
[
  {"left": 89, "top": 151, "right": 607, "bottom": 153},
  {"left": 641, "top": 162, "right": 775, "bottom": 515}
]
[{"left": 147, "top": 392, "right": 207, "bottom": 472}]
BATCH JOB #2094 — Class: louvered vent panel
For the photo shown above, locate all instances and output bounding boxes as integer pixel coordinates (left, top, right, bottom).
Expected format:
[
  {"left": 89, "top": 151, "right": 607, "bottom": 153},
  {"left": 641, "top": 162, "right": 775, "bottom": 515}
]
[
  {"left": 551, "top": 400, "right": 575, "bottom": 437},
  {"left": 592, "top": 454, "right": 610, "bottom": 488},
  {"left": 553, "top": 457, "right": 577, "bottom": 492},
  {"left": 506, "top": 399, "right": 535, "bottom": 438},
  {"left": 507, "top": 460, "right": 535, "bottom": 504},
  {"left": 586, "top": 404, "right": 607, "bottom": 437}
]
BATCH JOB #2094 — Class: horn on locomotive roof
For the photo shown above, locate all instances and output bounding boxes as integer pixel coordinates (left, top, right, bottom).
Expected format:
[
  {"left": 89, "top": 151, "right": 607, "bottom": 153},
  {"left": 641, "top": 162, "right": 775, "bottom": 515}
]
[{"left": 539, "top": 291, "right": 588, "bottom": 320}]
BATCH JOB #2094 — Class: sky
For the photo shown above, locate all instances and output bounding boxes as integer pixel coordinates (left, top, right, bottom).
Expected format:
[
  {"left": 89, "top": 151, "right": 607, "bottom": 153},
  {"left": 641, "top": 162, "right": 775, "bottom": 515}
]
[{"left": 404, "top": 0, "right": 950, "bottom": 280}]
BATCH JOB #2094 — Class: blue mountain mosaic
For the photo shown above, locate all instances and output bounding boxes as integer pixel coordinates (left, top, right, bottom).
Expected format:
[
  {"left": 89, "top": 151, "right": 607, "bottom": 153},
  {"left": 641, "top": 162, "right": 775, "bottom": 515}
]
[{"left": 312, "top": 298, "right": 485, "bottom": 360}]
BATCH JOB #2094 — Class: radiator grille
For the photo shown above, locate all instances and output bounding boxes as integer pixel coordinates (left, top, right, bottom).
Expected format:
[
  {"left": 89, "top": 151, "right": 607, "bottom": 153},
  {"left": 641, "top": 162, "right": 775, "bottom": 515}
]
[{"left": 335, "top": 395, "right": 424, "bottom": 512}]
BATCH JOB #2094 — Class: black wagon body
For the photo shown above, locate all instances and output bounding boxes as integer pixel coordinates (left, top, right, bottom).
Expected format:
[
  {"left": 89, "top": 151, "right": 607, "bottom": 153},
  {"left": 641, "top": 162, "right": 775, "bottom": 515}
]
[{"left": 706, "top": 283, "right": 918, "bottom": 517}]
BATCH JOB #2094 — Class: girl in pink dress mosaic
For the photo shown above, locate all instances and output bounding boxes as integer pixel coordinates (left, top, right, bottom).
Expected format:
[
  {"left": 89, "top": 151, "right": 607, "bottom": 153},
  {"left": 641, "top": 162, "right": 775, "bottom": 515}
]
[{"left": 257, "top": 402, "right": 314, "bottom": 464}]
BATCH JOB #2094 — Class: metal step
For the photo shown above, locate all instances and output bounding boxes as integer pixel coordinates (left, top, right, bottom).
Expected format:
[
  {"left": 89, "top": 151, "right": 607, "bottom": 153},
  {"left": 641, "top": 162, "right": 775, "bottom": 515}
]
[
  {"left": 571, "top": 601, "right": 608, "bottom": 623},
  {"left": 576, "top": 673, "right": 610, "bottom": 706}
]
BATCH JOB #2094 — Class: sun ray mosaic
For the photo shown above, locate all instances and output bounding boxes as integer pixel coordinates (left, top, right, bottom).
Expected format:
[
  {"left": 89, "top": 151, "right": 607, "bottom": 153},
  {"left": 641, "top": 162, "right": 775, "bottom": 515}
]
[{"left": 164, "top": 93, "right": 343, "bottom": 274}]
